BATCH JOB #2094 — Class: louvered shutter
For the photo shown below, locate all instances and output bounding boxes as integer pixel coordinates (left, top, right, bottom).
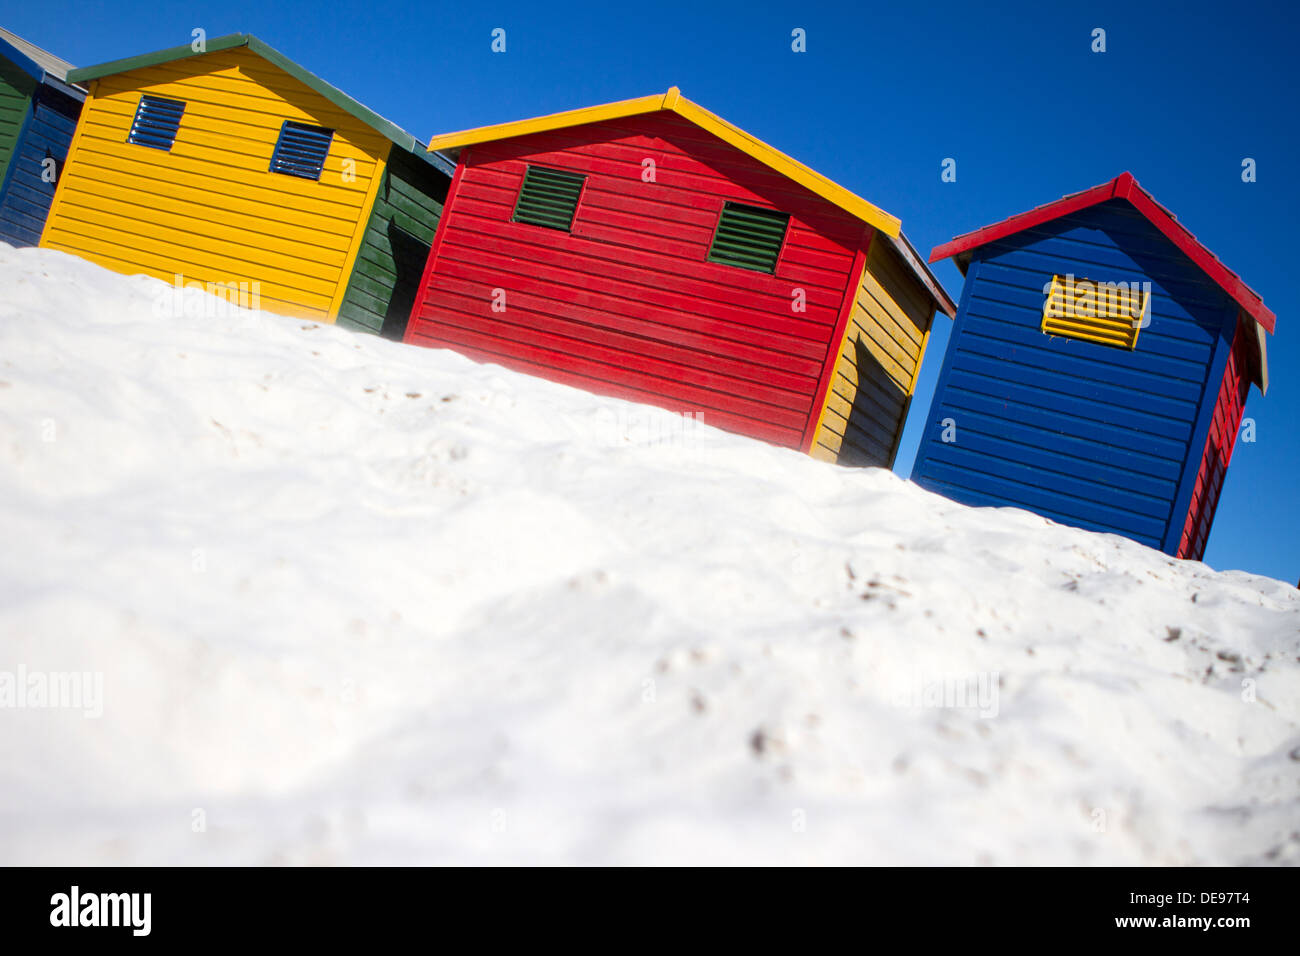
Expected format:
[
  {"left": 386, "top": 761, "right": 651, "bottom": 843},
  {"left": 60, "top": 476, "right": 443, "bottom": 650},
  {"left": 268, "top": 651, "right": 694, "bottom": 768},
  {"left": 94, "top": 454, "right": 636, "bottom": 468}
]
[
  {"left": 708, "top": 202, "right": 790, "bottom": 273},
  {"left": 127, "top": 96, "right": 186, "bottom": 152},
  {"left": 270, "top": 121, "right": 334, "bottom": 180},
  {"left": 512, "top": 165, "right": 586, "bottom": 231},
  {"left": 1042, "top": 274, "right": 1148, "bottom": 350}
]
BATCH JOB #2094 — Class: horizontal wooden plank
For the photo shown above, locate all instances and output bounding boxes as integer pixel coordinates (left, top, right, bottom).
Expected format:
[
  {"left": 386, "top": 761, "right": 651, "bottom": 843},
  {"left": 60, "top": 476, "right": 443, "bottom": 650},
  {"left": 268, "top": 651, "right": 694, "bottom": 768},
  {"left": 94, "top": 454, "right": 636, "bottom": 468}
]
[
  {"left": 920, "top": 444, "right": 1172, "bottom": 538},
  {"left": 440, "top": 208, "right": 845, "bottom": 318},
  {"left": 64, "top": 138, "right": 368, "bottom": 222},
  {"left": 945, "top": 349, "right": 1199, "bottom": 431},
  {"left": 433, "top": 234, "right": 834, "bottom": 356},
  {"left": 955, "top": 327, "right": 1207, "bottom": 403},
  {"left": 55, "top": 178, "right": 352, "bottom": 257},
  {"left": 426, "top": 273, "right": 823, "bottom": 394},
  {"left": 409, "top": 318, "right": 810, "bottom": 439},
  {"left": 41, "top": 232, "right": 333, "bottom": 316},
  {"left": 89, "top": 92, "right": 383, "bottom": 164},
  {"left": 51, "top": 193, "right": 347, "bottom": 281},
  {"left": 938, "top": 367, "right": 1194, "bottom": 445},
  {"left": 916, "top": 469, "right": 1166, "bottom": 549},
  {"left": 75, "top": 122, "right": 378, "bottom": 198},
  {"left": 44, "top": 216, "right": 339, "bottom": 302},
  {"left": 418, "top": 277, "right": 819, "bottom": 405},
  {"left": 937, "top": 383, "right": 1186, "bottom": 467}
]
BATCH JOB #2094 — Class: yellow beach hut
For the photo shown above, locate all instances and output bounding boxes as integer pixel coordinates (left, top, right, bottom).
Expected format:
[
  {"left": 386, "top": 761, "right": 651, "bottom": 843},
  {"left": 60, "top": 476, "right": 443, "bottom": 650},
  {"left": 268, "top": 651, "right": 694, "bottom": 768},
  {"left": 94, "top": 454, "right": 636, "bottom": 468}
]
[{"left": 40, "top": 33, "right": 451, "bottom": 333}]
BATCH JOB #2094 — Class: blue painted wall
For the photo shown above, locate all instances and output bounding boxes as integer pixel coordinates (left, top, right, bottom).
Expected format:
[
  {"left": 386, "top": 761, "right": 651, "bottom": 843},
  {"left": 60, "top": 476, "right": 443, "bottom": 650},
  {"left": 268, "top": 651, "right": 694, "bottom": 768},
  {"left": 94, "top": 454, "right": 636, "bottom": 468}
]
[
  {"left": 911, "top": 198, "right": 1238, "bottom": 553},
  {"left": 0, "top": 80, "right": 82, "bottom": 247}
]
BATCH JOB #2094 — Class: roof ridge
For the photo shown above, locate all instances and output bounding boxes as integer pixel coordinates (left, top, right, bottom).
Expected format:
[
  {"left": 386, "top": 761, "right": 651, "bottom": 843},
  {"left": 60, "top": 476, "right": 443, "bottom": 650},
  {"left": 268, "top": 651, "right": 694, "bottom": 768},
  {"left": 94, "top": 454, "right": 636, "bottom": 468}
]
[
  {"left": 929, "top": 172, "right": 1274, "bottom": 335},
  {"left": 0, "top": 25, "right": 78, "bottom": 84},
  {"left": 64, "top": 32, "right": 446, "bottom": 171},
  {"left": 424, "top": 88, "right": 957, "bottom": 315},
  {"left": 425, "top": 88, "right": 903, "bottom": 236}
]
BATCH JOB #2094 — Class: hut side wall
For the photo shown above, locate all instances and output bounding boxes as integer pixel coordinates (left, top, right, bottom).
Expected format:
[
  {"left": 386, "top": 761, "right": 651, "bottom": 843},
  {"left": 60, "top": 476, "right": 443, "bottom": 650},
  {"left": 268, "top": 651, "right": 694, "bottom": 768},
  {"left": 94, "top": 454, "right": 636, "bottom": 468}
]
[
  {"left": 404, "top": 111, "right": 869, "bottom": 450},
  {"left": 39, "top": 47, "right": 388, "bottom": 319},
  {"left": 0, "top": 56, "right": 35, "bottom": 187},
  {"left": 810, "top": 237, "right": 935, "bottom": 467},
  {"left": 1176, "top": 314, "right": 1252, "bottom": 560},
  {"left": 911, "top": 199, "right": 1234, "bottom": 552},
  {"left": 0, "top": 82, "right": 81, "bottom": 247},
  {"left": 337, "top": 143, "right": 449, "bottom": 338}
]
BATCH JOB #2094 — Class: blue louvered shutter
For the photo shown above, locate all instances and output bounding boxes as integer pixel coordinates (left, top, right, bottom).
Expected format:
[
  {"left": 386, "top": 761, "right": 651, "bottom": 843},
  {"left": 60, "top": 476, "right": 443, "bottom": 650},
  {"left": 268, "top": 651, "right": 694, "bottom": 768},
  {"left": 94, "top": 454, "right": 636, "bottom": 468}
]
[
  {"left": 270, "top": 121, "right": 334, "bottom": 180},
  {"left": 127, "top": 95, "right": 186, "bottom": 151}
]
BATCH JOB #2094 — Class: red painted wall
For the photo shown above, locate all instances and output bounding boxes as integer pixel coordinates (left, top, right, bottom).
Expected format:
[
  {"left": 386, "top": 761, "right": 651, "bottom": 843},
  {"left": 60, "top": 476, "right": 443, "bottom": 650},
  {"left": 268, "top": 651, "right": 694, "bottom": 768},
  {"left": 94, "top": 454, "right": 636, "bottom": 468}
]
[
  {"left": 404, "top": 111, "right": 870, "bottom": 449},
  {"left": 1177, "top": 315, "right": 1251, "bottom": 560}
]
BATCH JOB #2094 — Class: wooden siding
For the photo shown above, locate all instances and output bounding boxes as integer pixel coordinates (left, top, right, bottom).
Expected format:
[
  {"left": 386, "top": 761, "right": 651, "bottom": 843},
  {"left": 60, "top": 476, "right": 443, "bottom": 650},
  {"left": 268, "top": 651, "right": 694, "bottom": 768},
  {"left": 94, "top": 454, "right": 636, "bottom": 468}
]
[
  {"left": 0, "top": 83, "right": 80, "bottom": 247},
  {"left": 404, "top": 111, "right": 869, "bottom": 450},
  {"left": 336, "top": 143, "right": 449, "bottom": 338},
  {"left": 0, "top": 57, "right": 35, "bottom": 194},
  {"left": 811, "top": 237, "right": 935, "bottom": 466},
  {"left": 911, "top": 199, "right": 1237, "bottom": 552},
  {"left": 40, "top": 47, "right": 388, "bottom": 319},
  {"left": 1177, "top": 315, "right": 1251, "bottom": 560}
]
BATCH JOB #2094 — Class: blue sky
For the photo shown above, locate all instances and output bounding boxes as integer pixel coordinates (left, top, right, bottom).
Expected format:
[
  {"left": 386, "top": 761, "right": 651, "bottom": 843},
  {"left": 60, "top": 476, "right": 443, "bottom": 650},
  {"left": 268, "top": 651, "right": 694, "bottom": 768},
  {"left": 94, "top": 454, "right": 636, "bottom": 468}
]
[{"left": 4, "top": 0, "right": 1296, "bottom": 581}]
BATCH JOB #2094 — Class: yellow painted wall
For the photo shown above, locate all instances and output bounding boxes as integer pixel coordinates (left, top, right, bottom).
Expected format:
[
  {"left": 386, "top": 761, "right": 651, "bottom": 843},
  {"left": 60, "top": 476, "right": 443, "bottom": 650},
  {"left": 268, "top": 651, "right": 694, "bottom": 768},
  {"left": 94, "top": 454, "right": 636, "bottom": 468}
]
[
  {"left": 810, "top": 238, "right": 935, "bottom": 467},
  {"left": 40, "top": 46, "right": 388, "bottom": 320}
]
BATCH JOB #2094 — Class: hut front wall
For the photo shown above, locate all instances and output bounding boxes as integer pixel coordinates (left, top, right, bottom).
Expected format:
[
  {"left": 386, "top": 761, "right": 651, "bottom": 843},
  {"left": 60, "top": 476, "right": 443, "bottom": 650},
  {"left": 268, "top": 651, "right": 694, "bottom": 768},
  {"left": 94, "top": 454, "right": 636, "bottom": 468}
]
[
  {"left": 404, "top": 111, "right": 868, "bottom": 450},
  {"left": 40, "top": 47, "right": 388, "bottom": 319},
  {"left": 337, "top": 143, "right": 449, "bottom": 338},
  {"left": 0, "top": 82, "right": 81, "bottom": 247},
  {"left": 911, "top": 199, "right": 1236, "bottom": 552},
  {"left": 1177, "top": 314, "right": 1251, "bottom": 560},
  {"left": 810, "top": 237, "right": 934, "bottom": 467},
  {"left": 0, "top": 56, "right": 35, "bottom": 184}
]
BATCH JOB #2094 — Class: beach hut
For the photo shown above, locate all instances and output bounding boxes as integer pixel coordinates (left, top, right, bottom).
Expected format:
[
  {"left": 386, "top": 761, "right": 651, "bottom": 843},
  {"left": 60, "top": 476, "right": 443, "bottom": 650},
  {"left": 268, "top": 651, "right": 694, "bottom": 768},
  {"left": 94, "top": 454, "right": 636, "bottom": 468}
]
[
  {"left": 0, "top": 28, "right": 84, "bottom": 247},
  {"left": 40, "top": 33, "right": 452, "bottom": 332},
  {"left": 406, "top": 88, "right": 956, "bottom": 463},
  {"left": 913, "top": 172, "right": 1273, "bottom": 559}
]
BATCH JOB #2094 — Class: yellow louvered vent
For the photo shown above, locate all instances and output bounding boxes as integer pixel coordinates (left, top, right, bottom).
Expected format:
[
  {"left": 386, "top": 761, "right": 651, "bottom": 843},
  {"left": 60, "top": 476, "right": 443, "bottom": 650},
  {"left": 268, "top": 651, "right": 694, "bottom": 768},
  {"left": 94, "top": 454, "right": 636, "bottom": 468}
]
[{"left": 1042, "top": 274, "right": 1149, "bottom": 349}]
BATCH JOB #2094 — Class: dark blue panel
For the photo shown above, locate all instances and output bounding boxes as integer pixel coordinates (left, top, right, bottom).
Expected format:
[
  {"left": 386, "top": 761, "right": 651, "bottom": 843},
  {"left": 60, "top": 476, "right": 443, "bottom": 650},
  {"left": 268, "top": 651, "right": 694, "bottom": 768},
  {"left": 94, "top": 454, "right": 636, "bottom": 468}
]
[
  {"left": 911, "top": 199, "right": 1237, "bottom": 555},
  {"left": 917, "top": 472, "right": 1166, "bottom": 550},
  {"left": 946, "top": 349, "right": 1200, "bottom": 425},
  {"left": 920, "top": 421, "right": 1178, "bottom": 517},
  {"left": 269, "top": 121, "right": 333, "bottom": 180},
  {"left": 939, "top": 384, "right": 1188, "bottom": 466},
  {"left": 0, "top": 82, "right": 82, "bottom": 247},
  {"left": 958, "top": 302, "right": 1213, "bottom": 376},
  {"left": 920, "top": 453, "right": 1170, "bottom": 543}
]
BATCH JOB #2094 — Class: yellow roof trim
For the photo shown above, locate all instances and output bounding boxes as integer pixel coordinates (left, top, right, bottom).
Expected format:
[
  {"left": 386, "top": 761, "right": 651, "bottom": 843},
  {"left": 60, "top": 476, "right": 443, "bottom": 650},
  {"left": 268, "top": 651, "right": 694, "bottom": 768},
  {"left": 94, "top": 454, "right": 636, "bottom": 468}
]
[{"left": 427, "top": 87, "right": 902, "bottom": 238}]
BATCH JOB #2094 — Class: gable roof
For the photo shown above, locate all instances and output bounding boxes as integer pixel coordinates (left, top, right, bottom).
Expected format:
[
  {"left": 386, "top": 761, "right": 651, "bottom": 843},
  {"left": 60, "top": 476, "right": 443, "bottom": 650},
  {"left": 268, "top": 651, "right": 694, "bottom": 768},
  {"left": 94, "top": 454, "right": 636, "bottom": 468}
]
[
  {"left": 929, "top": 172, "right": 1275, "bottom": 336},
  {"left": 427, "top": 87, "right": 955, "bottom": 317},
  {"left": 65, "top": 33, "right": 451, "bottom": 174},
  {"left": 0, "top": 26, "right": 82, "bottom": 94}
]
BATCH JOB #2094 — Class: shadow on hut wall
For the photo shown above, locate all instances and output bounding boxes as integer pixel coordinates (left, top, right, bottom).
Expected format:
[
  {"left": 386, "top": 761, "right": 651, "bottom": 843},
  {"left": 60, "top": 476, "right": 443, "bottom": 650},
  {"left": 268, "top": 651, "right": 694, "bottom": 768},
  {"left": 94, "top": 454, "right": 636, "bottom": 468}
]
[
  {"left": 829, "top": 333, "right": 910, "bottom": 468},
  {"left": 378, "top": 219, "right": 432, "bottom": 340}
]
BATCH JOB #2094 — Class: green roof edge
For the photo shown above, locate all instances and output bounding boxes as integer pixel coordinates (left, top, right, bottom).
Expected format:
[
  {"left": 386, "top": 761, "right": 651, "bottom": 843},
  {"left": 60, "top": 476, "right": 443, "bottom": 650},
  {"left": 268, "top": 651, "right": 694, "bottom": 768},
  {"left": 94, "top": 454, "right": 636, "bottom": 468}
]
[
  {"left": 66, "top": 33, "right": 248, "bottom": 83},
  {"left": 66, "top": 32, "right": 445, "bottom": 172}
]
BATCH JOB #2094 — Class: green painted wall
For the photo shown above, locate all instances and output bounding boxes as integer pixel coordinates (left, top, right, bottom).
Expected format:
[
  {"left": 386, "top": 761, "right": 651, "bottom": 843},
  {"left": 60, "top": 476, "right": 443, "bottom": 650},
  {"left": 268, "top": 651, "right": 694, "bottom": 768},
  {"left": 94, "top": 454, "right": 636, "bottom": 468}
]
[
  {"left": 0, "top": 58, "right": 37, "bottom": 188},
  {"left": 336, "top": 144, "right": 448, "bottom": 339}
]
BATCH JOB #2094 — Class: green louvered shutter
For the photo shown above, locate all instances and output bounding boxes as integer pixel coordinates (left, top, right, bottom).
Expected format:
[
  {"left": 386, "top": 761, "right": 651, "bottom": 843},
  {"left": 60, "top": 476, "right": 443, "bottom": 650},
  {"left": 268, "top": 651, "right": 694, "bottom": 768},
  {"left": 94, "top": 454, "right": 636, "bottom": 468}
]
[
  {"left": 512, "top": 165, "right": 586, "bottom": 231},
  {"left": 708, "top": 202, "right": 789, "bottom": 273}
]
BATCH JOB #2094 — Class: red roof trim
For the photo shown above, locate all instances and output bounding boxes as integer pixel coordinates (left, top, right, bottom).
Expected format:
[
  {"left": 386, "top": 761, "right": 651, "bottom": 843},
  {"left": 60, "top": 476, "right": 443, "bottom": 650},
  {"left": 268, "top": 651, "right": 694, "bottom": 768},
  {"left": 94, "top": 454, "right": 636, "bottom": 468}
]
[{"left": 929, "top": 172, "right": 1276, "bottom": 335}]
